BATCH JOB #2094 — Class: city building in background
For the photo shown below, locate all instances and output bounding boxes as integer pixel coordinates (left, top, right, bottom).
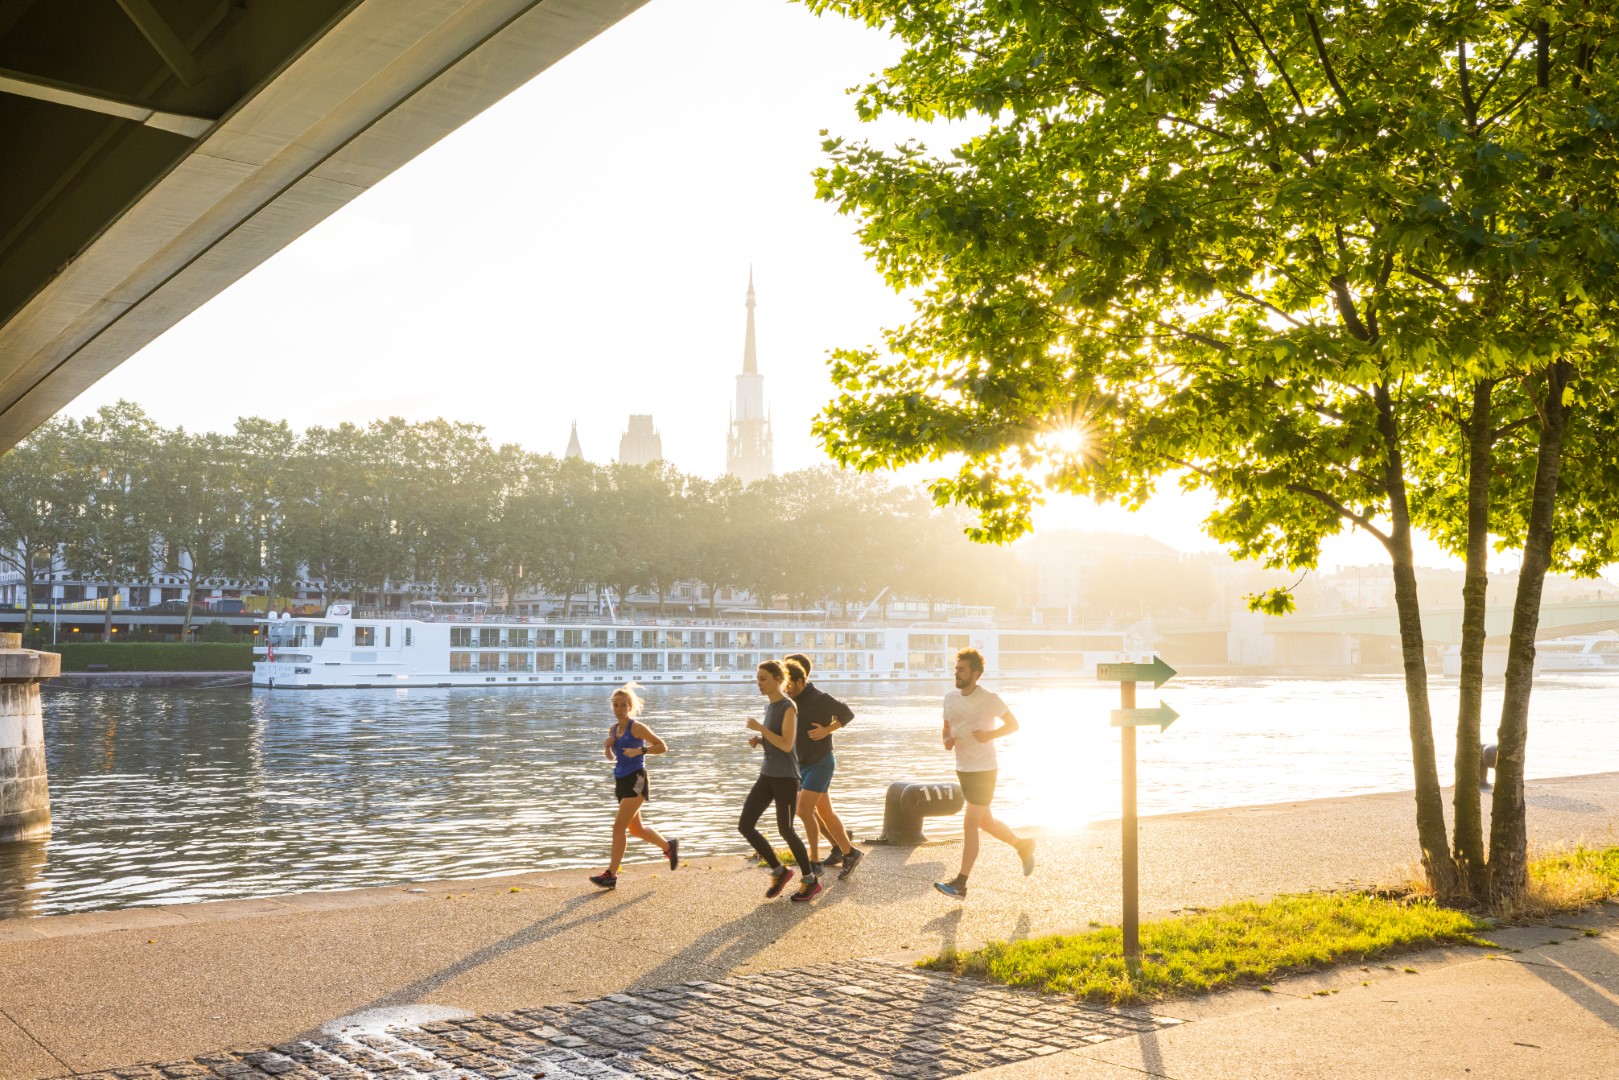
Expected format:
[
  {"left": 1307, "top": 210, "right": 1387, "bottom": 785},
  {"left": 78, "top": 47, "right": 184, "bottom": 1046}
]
[
  {"left": 725, "top": 270, "right": 773, "bottom": 485},
  {"left": 618, "top": 415, "right": 662, "bottom": 466}
]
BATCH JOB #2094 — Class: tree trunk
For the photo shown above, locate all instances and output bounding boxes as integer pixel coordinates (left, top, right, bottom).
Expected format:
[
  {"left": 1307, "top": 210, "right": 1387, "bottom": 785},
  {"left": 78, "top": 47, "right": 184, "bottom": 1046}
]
[
  {"left": 1489, "top": 361, "right": 1572, "bottom": 903},
  {"left": 707, "top": 583, "right": 720, "bottom": 618},
  {"left": 104, "top": 583, "right": 118, "bottom": 641},
  {"left": 1452, "top": 380, "right": 1493, "bottom": 898},
  {"left": 1376, "top": 384, "right": 1459, "bottom": 896}
]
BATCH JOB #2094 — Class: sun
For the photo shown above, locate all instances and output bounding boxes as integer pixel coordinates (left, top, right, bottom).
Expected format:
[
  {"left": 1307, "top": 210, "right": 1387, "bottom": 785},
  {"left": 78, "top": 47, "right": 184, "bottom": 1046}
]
[{"left": 1046, "top": 422, "right": 1088, "bottom": 457}]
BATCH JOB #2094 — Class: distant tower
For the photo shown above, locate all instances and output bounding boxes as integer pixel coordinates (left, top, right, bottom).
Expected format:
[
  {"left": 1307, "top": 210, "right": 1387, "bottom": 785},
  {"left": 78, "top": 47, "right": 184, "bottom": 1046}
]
[
  {"left": 565, "top": 420, "right": 583, "bottom": 460},
  {"left": 619, "top": 415, "right": 663, "bottom": 466},
  {"left": 726, "top": 269, "right": 773, "bottom": 485}
]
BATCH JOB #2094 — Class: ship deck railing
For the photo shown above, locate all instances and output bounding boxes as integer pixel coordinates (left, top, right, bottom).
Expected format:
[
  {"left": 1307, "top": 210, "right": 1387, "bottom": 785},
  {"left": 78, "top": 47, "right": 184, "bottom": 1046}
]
[{"left": 270, "top": 606, "right": 1141, "bottom": 635}]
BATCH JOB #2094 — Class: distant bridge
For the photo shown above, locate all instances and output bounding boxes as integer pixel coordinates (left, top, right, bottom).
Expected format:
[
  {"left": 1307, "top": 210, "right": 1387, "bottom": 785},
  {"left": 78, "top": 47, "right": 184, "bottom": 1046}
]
[{"left": 1165, "top": 599, "right": 1619, "bottom": 646}]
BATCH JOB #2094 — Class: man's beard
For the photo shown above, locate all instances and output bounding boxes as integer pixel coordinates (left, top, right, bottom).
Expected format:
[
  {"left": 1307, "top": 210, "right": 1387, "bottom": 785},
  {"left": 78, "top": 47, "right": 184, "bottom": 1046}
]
[{"left": 954, "top": 674, "right": 970, "bottom": 689}]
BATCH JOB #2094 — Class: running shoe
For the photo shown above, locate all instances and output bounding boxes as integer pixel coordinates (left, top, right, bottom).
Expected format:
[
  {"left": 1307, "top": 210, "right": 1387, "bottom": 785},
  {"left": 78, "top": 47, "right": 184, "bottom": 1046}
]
[
  {"left": 811, "top": 861, "right": 825, "bottom": 879},
  {"left": 790, "top": 877, "right": 823, "bottom": 902},
  {"left": 765, "top": 866, "right": 795, "bottom": 899},
  {"left": 667, "top": 838, "right": 680, "bottom": 871},
  {"left": 933, "top": 879, "right": 966, "bottom": 900},
  {"left": 1017, "top": 838, "right": 1037, "bottom": 877},
  {"left": 822, "top": 849, "right": 845, "bottom": 868},
  {"left": 589, "top": 871, "right": 618, "bottom": 889},
  {"left": 837, "top": 847, "right": 864, "bottom": 880}
]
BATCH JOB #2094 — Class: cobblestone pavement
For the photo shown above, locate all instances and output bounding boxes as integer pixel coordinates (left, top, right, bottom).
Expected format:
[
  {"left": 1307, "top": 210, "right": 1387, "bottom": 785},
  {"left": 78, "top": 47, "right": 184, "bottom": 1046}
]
[{"left": 62, "top": 960, "right": 1175, "bottom": 1079}]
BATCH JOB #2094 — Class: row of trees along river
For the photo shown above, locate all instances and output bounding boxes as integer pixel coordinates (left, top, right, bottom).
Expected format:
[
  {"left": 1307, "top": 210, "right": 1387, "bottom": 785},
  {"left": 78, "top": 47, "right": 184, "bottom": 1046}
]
[
  {"left": 805, "top": 0, "right": 1619, "bottom": 908},
  {"left": 0, "top": 401, "right": 1017, "bottom": 636}
]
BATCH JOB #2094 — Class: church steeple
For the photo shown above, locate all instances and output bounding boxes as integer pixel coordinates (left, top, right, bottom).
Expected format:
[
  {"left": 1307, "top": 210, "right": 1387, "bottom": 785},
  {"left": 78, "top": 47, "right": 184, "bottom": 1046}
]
[
  {"left": 726, "top": 270, "right": 773, "bottom": 485},
  {"left": 742, "top": 265, "right": 758, "bottom": 375},
  {"left": 565, "top": 420, "right": 583, "bottom": 459}
]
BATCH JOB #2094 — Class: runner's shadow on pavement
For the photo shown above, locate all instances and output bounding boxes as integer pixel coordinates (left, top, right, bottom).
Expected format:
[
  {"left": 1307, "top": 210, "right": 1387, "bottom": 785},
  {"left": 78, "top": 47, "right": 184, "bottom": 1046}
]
[
  {"left": 628, "top": 881, "right": 814, "bottom": 990},
  {"left": 294, "top": 890, "right": 653, "bottom": 1039},
  {"left": 1515, "top": 937, "right": 1619, "bottom": 1032}
]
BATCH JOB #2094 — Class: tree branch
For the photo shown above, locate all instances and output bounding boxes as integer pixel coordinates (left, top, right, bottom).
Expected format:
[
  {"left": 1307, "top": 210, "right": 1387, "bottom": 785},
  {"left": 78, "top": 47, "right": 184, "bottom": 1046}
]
[
  {"left": 1229, "top": 0, "right": 1308, "bottom": 114},
  {"left": 1229, "top": 288, "right": 1309, "bottom": 328},
  {"left": 1154, "top": 321, "right": 1233, "bottom": 352},
  {"left": 1474, "top": 29, "right": 1532, "bottom": 112},
  {"left": 1160, "top": 113, "right": 1240, "bottom": 142},
  {"left": 1287, "top": 481, "right": 1390, "bottom": 541},
  {"left": 1457, "top": 41, "right": 1477, "bottom": 127},
  {"left": 1478, "top": 84, "right": 1535, "bottom": 131},
  {"left": 1400, "top": 264, "right": 1457, "bottom": 295},
  {"left": 1305, "top": 10, "right": 1351, "bottom": 110},
  {"left": 1490, "top": 415, "right": 1537, "bottom": 441}
]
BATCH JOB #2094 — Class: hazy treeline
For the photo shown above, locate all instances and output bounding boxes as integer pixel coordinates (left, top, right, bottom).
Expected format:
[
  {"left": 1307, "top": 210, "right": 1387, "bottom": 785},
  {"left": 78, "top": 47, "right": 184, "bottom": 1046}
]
[{"left": 0, "top": 402, "right": 1016, "bottom": 631}]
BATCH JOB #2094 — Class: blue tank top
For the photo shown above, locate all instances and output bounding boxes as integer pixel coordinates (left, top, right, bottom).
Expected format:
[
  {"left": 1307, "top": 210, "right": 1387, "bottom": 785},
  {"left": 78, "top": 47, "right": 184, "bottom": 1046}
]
[{"left": 611, "top": 720, "right": 646, "bottom": 778}]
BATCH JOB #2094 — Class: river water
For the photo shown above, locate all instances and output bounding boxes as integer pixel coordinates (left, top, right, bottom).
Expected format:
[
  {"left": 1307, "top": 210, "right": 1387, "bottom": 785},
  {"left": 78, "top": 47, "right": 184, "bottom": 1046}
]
[{"left": 3, "top": 675, "right": 1617, "bottom": 918}]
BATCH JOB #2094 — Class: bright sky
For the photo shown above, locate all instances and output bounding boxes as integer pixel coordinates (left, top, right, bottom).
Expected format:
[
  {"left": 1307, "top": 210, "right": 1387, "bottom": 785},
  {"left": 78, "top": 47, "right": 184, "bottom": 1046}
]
[{"left": 62, "top": 0, "right": 1488, "bottom": 573}]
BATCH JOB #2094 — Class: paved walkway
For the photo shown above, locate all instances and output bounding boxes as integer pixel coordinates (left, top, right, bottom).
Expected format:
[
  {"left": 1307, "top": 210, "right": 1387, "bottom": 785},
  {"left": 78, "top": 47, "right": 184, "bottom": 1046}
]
[{"left": 3, "top": 773, "right": 1618, "bottom": 1078}]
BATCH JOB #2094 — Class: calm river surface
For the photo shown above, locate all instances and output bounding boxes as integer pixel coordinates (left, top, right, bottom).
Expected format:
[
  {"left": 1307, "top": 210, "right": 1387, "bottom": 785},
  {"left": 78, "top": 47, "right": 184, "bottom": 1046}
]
[{"left": 3, "top": 675, "right": 1617, "bottom": 918}]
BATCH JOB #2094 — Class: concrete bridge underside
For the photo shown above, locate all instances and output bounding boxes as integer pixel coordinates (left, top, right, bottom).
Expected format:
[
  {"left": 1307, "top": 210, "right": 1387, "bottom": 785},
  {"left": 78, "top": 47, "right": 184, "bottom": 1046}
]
[{"left": 0, "top": 0, "right": 647, "bottom": 452}]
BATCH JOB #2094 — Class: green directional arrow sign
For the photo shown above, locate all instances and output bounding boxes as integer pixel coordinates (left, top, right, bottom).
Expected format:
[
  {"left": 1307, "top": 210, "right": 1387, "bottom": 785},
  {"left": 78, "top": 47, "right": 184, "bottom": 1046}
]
[
  {"left": 1096, "top": 656, "right": 1177, "bottom": 688},
  {"left": 1110, "top": 703, "right": 1179, "bottom": 731}
]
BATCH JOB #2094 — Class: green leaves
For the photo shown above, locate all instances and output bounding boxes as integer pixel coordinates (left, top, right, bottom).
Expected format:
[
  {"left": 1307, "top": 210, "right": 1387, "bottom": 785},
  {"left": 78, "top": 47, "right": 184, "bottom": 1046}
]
[{"left": 803, "top": 0, "right": 1619, "bottom": 580}]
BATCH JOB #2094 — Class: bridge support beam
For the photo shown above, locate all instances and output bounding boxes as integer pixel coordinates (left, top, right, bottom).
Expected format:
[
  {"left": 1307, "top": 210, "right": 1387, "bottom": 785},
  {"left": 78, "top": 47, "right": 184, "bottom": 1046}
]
[{"left": 0, "top": 633, "right": 58, "bottom": 843}]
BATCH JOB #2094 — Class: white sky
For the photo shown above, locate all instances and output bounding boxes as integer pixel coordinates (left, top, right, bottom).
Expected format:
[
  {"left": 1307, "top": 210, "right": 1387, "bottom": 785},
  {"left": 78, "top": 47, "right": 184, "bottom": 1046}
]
[{"left": 63, "top": 0, "right": 1527, "bottom": 575}]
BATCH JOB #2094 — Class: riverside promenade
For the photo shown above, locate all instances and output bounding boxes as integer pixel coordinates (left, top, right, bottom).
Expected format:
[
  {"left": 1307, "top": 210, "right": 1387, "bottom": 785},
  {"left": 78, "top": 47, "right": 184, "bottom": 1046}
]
[{"left": 2, "top": 774, "right": 1617, "bottom": 1079}]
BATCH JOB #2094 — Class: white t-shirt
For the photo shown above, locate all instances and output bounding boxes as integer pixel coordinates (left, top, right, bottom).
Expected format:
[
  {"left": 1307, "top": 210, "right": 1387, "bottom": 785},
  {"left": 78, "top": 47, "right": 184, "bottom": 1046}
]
[{"left": 944, "top": 686, "right": 1009, "bottom": 773}]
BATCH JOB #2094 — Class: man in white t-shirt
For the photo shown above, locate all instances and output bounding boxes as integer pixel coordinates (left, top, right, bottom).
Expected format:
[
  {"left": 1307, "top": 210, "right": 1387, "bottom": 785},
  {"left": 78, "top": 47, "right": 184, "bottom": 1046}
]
[{"left": 934, "top": 648, "right": 1035, "bottom": 900}]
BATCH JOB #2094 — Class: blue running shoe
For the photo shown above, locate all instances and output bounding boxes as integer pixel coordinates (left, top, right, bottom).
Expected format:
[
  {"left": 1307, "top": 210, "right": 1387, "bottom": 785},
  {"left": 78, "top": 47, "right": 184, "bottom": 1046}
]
[{"left": 933, "top": 879, "right": 967, "bottom": 900}]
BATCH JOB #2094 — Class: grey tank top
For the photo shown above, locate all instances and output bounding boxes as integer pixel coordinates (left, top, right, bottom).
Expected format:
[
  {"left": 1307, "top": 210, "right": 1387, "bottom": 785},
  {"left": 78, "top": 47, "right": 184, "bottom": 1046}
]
[{"left": 760, "top": 697, "right": 799, "bottom": 779}]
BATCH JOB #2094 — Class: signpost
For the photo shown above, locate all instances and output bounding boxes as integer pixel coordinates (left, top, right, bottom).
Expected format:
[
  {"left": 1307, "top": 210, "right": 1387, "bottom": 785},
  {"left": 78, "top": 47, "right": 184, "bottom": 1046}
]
[{"left": 1097, "top": 654, "right": 1178, "bottom": 965}]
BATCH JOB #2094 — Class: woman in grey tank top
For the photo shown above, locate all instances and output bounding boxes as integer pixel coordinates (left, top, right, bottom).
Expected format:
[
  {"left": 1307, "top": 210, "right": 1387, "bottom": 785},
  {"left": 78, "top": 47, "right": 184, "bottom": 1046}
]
[{"left": 740, "top": 659, "right": 820, "bottom": 901}]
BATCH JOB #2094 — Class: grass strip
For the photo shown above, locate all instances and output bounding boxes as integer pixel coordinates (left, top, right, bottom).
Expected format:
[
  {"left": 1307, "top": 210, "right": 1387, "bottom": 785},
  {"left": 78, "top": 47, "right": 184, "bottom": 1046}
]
[
  {"left": 923, "top": 892, "right": 1493, "bottom": 1006},
  {"left": 925, "top": 845, "right": 1619, "bottom": 1005}
]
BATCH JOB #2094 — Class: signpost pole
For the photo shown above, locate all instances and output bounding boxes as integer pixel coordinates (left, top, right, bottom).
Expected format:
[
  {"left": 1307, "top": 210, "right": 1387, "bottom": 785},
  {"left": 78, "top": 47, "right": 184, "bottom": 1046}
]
[
  {"left": 1120, "top": 678, "right": 1139, "bottom": 965},
  {"left": 1098, "top": 655, "right": 1176, "bottom": 972}
]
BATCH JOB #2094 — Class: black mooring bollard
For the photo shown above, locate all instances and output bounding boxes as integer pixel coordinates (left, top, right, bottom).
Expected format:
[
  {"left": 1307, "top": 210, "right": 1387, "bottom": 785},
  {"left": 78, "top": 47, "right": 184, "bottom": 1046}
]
[
  {"left": 877, "top": 780, "right": 964, "bottom": 845},
  {"left": 1480, "top": 742, "right": 1498, "bottom": 789}
]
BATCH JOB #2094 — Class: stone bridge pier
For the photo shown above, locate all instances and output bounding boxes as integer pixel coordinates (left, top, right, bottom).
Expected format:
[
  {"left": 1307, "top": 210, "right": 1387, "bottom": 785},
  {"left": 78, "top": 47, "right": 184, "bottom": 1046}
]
[{"left": 0, "top": 633, "right": 57, "bottom": 843}]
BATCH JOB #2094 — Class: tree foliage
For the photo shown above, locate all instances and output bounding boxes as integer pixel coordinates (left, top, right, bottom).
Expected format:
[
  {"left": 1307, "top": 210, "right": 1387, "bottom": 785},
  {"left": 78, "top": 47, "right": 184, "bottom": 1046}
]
[
  {"left": 805, "top": 0, "right": 1619, "bottom": 901},
  {"left": 0, "top": 404, "right": 1021, "bottom": 620}
]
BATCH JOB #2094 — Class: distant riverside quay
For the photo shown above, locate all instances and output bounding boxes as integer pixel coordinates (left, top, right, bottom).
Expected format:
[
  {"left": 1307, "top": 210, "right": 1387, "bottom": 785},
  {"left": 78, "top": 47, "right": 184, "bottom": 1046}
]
[{"left": 8, "top": 673, "right": 1618, "bottom": 918}]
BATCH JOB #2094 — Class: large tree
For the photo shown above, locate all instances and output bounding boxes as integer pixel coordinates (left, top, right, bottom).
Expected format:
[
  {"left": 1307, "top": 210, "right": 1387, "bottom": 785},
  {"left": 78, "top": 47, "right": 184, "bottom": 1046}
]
[
  {"left": 63, "top": 402, "right": 161, "bottom": 639},
  {"left": 806, "top": 0, "right": 1619, "bottom": 901},
  {"left": 0, "top": 419, "right": 83, "bottom": 638},
  {"left": 150, "top": 429, "right": 255, "bottom": 634}
]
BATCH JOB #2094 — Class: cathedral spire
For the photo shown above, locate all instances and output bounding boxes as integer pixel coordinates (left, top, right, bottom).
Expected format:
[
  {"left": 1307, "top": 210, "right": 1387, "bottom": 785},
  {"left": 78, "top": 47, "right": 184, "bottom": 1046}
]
[
  {"left": 742, "top": 266, "right": 758, "bottom": 375},
  {"left": 727, "top": 268, "right": 772, "bottom": 485},
  {"left": 565, "top": 420, "right": 582, "bottom": 459}
]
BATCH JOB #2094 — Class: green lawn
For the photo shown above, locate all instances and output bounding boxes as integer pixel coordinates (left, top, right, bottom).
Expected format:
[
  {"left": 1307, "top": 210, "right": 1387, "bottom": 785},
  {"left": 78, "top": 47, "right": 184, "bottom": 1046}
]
[{"left": 923, "top": 845, "right": 1619, "bottom": 1006}]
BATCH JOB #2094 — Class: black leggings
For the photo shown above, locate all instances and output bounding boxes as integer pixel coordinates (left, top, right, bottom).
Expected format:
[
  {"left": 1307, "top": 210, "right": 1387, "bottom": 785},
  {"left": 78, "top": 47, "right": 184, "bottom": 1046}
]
[{"left": 738, "top": 774, "right": 812, "bottom": 875}]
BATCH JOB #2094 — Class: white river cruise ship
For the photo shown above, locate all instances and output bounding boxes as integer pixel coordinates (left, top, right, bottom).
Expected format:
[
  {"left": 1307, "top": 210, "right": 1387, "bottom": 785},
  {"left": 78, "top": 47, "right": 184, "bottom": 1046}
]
[{"left": 253, "top": 603, "right": 1149, "bottom": 689}]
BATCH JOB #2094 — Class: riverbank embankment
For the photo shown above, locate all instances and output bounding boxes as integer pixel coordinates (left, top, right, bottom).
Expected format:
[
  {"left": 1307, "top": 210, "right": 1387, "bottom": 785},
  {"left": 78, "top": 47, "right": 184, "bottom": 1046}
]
[
  {"left": 3, "top": 773, "right": 1618, "bottom": 1077},
  {"left": 45, "top": 671, "right": 251, "bottom": 690}
]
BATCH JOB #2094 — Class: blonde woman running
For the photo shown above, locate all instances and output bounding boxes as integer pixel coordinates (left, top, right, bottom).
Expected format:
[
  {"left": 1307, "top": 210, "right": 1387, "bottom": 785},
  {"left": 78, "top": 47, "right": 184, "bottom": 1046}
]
[{"left": 590, "top": 682, "right": 678, "bottom": 889}]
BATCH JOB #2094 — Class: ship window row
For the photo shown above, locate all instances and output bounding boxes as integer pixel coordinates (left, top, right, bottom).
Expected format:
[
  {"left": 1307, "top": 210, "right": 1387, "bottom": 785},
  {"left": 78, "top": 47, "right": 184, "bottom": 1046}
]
[
  {"left": 446, "top": 628, "right": 883, "bottom": 650},
  {"left": 448, "top": 652, "right": 872, "bottom": 674}
]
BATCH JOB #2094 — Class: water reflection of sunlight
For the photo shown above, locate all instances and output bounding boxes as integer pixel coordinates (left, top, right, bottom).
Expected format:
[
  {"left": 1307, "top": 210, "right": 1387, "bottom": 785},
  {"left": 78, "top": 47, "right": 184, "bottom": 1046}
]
[{"left": 15, "top": 675, "right": 1619, "bottom": 916}]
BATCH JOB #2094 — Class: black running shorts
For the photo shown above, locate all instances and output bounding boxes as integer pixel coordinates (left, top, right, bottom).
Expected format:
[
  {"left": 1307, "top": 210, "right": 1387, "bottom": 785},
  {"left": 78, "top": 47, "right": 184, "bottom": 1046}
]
[
  {"left": 614, "top": 769, "right": 649, "bottom": 802},
  {"left": 956, "top": 769, "right": 997, "bottom": 807}
]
